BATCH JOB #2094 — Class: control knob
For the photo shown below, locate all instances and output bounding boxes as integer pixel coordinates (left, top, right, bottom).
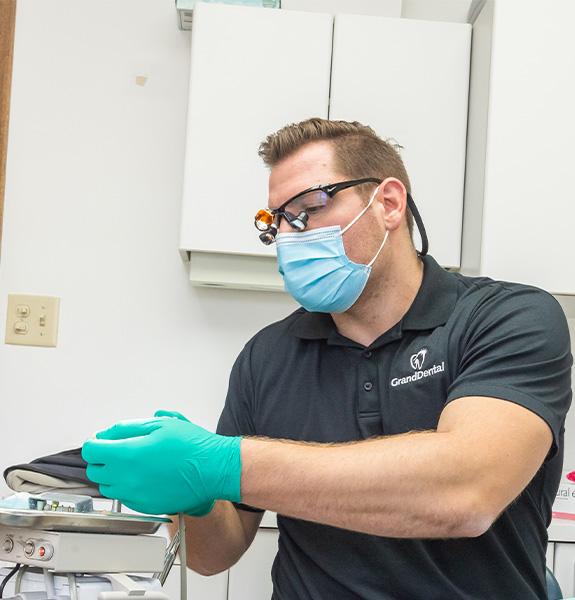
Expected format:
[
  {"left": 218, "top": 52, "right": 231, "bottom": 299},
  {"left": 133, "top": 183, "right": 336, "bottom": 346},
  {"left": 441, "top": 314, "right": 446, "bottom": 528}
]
[{"left": 24, "top": 540, "right": 35, "bottom": 557}]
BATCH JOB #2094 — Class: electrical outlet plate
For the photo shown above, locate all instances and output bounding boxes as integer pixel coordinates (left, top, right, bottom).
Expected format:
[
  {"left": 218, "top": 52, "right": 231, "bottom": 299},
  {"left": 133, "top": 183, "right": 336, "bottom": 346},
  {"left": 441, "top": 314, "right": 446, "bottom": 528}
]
[{"left": 5, "top": 294, "right": 60, "bottom": 347}]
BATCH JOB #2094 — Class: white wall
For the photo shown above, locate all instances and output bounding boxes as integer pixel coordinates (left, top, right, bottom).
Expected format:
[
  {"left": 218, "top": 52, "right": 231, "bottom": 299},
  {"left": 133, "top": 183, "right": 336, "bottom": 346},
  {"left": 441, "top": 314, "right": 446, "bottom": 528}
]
[{"left": 0, "top": 0, "right": 297, "bottom": 498}]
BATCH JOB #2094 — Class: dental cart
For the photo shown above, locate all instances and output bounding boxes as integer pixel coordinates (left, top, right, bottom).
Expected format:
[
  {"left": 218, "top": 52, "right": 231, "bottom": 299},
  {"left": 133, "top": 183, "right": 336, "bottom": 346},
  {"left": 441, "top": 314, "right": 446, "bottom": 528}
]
[{"left": 0, "top": 504, "right": 175, "bottom": 600}]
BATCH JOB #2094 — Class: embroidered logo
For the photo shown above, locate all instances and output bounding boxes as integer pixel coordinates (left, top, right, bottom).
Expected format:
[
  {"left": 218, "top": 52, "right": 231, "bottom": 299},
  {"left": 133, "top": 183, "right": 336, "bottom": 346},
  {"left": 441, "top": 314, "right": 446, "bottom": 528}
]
[
  {"left": 410, "top": 348, "right": 427, "bottom": 370},
  {"left": 390, "top": 348, "right": 445, "bottom": 388}
]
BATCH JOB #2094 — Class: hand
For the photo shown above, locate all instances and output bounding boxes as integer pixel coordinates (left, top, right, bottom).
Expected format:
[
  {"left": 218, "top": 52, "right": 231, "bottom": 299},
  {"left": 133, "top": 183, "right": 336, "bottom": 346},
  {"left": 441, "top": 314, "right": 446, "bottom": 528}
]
[
  {"left": 82, "top": 412, "right": 242, "bottom": 516},
  {"left": 152, "top": 410, "right": 217, "bottom": 516}
]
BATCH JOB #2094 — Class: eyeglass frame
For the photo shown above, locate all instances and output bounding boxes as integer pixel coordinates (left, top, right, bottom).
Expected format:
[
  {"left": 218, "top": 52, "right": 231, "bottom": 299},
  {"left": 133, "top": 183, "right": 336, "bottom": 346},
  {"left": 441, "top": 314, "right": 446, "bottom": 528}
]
[
  {"left": 255, "top": 176, "right": 429, "bottom": 257},
  {"left": 265, "top": 177, "right": 382, "bottom": 229}
]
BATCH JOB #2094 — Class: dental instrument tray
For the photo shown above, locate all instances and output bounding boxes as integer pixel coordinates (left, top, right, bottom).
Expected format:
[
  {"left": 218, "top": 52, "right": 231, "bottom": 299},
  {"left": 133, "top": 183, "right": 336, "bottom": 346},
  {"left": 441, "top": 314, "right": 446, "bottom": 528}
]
[{"left": 0, "top": 507, "right": 170, "bottom": 534}]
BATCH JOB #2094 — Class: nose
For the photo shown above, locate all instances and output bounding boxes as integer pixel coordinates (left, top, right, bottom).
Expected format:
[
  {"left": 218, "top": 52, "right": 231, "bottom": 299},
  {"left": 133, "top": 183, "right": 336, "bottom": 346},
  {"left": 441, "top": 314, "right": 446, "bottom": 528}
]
[{"left": 277, "top": 215, "right": 292, "bottom": 234}]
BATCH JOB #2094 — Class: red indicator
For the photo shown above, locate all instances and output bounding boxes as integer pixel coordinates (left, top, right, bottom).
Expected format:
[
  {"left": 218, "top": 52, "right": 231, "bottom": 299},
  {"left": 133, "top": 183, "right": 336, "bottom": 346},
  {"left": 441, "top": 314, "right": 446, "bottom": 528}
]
[{"left": 39, "top": 547, "right": 45, "bottom": 557}]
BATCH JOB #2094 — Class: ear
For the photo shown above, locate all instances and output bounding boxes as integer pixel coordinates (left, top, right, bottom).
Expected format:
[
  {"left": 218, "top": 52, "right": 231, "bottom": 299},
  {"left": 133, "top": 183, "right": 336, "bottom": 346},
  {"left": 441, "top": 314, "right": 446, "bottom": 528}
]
[{"left": 374, "top": 178, "right": 407, "bottom": 231}]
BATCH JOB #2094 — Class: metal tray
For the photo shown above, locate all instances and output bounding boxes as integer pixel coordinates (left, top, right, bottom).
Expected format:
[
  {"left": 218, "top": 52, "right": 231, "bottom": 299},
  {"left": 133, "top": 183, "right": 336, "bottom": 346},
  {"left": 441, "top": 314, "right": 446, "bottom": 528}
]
[{"left": 0, "top": 508, "right": 170, "bottom": 534}]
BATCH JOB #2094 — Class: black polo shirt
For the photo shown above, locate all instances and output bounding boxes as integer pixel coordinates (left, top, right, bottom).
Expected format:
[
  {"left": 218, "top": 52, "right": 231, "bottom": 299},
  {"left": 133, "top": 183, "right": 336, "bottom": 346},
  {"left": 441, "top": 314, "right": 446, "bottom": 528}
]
[{"left": 217, "top": 255, "right": 573, "bottom": 600}]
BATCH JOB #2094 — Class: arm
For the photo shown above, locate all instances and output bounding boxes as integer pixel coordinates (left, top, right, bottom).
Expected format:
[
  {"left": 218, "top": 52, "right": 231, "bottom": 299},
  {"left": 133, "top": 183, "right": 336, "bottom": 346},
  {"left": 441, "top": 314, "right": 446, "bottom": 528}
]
[
  {"left": 240, "top": 396, "right": 552, "bottom": 538},
  {"left": 163, "top": 396, "right": 545, "bottom": 576},
  {"left": 161, "top": 398, "right": 548, "bottom": 573},
  {"left": 235, "top": 288, "right": 568, "bottom": 537},
  {"left": 167, "top": 502, "right": 263, "bottom": 575},
  {"left": 83, "top": 397, "right": 553, "bottom": 544}
]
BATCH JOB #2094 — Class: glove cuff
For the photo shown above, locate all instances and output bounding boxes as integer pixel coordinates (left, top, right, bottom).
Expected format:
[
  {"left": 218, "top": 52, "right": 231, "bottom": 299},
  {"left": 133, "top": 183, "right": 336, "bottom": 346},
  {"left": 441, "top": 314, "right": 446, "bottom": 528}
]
[
  {"left": 184, "top": 500, "right": 216, "bottom": 518},
  {"left": 219, "top": 436, "right": 243, "bottom": 504}
]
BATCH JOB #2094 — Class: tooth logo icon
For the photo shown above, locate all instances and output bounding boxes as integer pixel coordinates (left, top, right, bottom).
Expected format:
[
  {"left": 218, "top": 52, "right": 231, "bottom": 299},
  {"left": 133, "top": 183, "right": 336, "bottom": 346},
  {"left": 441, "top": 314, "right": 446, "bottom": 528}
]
[{"left": 410, "top": 348, "right": 428, "bottom": 371}]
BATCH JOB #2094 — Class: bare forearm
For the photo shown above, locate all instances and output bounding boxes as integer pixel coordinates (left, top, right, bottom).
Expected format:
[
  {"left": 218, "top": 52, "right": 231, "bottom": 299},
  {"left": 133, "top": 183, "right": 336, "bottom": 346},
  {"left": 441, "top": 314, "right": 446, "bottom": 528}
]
[
  {"left": 240, "top": 433, "right": 475, "bottom": 538},
  {"left": 239, "top": 398, "right": 552, "bottom": 539},
  {"left": 167, "top": 501, "right": 256, "bottom": 576},
  {"left": 240, "top": 431, "right": 524, "bottom": 538}
]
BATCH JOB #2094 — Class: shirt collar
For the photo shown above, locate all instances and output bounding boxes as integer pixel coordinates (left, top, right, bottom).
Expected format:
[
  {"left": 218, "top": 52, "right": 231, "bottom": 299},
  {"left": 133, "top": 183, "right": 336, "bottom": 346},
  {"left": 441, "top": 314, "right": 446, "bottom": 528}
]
[
  {"left": 400, "top": 255, "right": 459, "bottom": 331},
  {"left": 289, "top": 255, "right": 460, "bottom": 341}
]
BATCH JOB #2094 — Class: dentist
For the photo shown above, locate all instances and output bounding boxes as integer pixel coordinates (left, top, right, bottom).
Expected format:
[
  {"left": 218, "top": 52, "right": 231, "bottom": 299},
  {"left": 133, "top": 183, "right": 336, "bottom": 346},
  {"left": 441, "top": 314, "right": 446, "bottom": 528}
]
[{"left": 83, "top": 118, "right": 572, "bottom": 600}]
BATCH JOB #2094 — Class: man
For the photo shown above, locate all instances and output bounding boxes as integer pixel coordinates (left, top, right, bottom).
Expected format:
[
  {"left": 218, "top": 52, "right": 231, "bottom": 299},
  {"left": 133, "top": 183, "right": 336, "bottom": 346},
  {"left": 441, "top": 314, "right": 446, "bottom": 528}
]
[{"left": 83, "top": 119, "right": 573, "bottom": 599}]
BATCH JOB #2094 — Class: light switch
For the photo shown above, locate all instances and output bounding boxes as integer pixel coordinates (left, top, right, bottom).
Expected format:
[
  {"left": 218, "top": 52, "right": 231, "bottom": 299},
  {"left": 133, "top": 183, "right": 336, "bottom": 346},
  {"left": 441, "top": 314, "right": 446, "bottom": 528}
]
[
  {"left": 13, "top": 322, "right": 28, "bottom": 334},
  {"left": 16, "top": 305, "right": 30, "bottom": 317},
  {"left": 5, "top": 294, "right": 60, "bottom": 347}
]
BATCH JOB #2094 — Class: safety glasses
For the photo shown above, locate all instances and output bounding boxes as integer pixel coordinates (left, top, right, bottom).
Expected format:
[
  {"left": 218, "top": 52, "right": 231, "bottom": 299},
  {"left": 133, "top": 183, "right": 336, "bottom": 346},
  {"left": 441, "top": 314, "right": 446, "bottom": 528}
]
[{"left": 254, "top": 178, "right": 382, "bottom": 245}]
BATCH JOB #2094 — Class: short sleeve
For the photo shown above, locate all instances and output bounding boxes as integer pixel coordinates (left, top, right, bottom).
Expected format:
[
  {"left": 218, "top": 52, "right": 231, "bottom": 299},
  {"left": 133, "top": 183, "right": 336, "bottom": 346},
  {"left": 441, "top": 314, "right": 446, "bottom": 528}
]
[
  {"left": 446, "top": 285, "right": 572, "bottom": 454},
  {"left": 217, "top": 340, "right": 257, "bottom": 438},
  {"left": 216, "top": 340, "right": 265, "bottom": 513}
]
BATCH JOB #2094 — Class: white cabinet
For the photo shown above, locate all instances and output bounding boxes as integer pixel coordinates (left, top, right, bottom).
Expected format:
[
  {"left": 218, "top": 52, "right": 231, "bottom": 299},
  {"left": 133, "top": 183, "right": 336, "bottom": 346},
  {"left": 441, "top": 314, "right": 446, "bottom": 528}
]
[
  {"left": 462, "top": 0, "right": 575, "bottom": 294},
  {"left": 329, "top": 14, "right": 470, "bottom": 268},
  {"left": 546, "top": 519, "right": 575, "bottom": 596},
  {"left": 228, "top": 528, "right": 279, "bottom": 600},
  {"left": 180, "top": 4, "right": 472, "bottom": 289},
  {"left": 180, "top": 3, "right": 333, "bottom": 289},
  {"left": 159, "top": 518, "right": 278, "bottom": 600},
  {"left": 162, "top": 564, "right": 229, "bottom": 600},
  {"left": 548, "top": 541, "right": 555, "bottom": 572},
  {"left": 552, "top": 543, "right": 575, "bottom": 597}
]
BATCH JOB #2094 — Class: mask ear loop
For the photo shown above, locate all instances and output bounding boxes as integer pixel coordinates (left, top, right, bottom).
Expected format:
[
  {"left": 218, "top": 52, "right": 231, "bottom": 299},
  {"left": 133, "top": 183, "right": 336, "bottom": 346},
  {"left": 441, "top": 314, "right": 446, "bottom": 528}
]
[
  {"left": 340, "top": 186, "right": 429, "bottom": 261},
  {"left": 367, "top": 229, "right": 389, "bottom": 267},
  {"left": 340, "top": 186, "right": 380, "bottom": 235},
  {"left": 339, "top": 185, "right": 389, "bottom": 267}
]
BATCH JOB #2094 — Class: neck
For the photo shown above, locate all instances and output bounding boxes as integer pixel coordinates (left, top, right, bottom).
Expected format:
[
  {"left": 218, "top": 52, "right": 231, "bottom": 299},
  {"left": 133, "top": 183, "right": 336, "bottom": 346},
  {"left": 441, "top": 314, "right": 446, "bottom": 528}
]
[{"left": 331, "top": 245, "right": 424, "bottom": 347}]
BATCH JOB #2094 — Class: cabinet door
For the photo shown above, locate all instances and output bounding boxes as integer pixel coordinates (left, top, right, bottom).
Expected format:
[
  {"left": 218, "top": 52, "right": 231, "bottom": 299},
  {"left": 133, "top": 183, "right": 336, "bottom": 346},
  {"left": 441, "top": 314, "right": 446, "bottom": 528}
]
[
  {"left": 162, "top": 564, "right": 229, "bottom": 600},
  {"left": 552, "top": 542, "right": 575, "bottom": 597},
  {"left": 473, "top": 1, "right": 575, "bottom": 293},
  {"left": 547, "top": 541, "right": 555, "bottom": 572},
  {"left": 329, "top": 14, "right": 471, "bottom": 269},
  {"left": 228, "top": 528, "right": 279, "bottom": 600},
  {"left": 180, "top": 3, "right": 333, "bottom": 258}
]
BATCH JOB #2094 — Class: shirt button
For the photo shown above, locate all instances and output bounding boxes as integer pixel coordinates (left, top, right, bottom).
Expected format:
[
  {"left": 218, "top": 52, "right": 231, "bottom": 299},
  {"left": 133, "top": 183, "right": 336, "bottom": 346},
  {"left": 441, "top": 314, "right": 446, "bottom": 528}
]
[
  {"left": 363, "top": 382, "right": 373, "bottom": 391},
  {"left": 364, "top": 351, "right": 372, "bottom": 358}
]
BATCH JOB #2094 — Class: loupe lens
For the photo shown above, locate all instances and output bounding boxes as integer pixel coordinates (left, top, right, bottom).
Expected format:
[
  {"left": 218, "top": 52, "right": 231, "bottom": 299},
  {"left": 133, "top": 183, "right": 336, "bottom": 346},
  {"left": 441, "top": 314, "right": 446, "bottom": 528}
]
[
  {"left": 259, "top": 230, "right": 276, "bottom": 245},
  {"left": 255, "top": 209, "right": 274, "bottom": 231},
  {"left": 286, "top": 211, "right": 309, "bottom": 232}
]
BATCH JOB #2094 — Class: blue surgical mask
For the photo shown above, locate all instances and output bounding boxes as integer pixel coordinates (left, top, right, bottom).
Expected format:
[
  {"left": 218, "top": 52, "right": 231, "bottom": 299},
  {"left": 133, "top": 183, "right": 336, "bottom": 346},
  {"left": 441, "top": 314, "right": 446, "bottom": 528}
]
[{"left": 275, "top": 187, "right": 388, "bottom": 313}]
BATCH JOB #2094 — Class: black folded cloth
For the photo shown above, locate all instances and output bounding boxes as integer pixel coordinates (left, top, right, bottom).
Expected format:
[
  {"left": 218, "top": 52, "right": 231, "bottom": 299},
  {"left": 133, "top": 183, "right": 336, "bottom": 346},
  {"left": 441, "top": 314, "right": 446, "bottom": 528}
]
[{"left": 3, "top": 448, "right": 103, "bottom": 497}]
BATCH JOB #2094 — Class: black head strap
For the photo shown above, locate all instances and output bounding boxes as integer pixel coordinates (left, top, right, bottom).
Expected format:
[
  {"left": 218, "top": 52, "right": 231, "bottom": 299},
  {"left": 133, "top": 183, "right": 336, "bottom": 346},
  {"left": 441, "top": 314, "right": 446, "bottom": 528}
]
[{"left": 406, "top": 193, "right": 428, "bottom": 257}]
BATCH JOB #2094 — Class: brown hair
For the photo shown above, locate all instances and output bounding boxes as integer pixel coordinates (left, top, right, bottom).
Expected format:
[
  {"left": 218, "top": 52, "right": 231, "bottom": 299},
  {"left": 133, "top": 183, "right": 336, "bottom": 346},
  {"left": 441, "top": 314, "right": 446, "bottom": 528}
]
[{"left": 258, "top": 117, "right": 414, "bottom": 237}]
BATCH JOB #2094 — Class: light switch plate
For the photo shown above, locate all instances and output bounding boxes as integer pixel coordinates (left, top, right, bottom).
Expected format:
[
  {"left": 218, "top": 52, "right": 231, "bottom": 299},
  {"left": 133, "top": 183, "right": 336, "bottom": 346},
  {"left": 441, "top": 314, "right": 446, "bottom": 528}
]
[{"left": 5, "top": 294, "right": 60, "bottom": 347}]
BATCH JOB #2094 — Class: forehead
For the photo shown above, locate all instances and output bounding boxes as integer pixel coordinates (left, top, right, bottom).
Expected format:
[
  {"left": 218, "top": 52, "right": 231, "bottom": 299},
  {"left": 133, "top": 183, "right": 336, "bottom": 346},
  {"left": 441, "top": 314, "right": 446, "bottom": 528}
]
[{"left": 268, "top": 141, "right": 345, "bottom": 209}]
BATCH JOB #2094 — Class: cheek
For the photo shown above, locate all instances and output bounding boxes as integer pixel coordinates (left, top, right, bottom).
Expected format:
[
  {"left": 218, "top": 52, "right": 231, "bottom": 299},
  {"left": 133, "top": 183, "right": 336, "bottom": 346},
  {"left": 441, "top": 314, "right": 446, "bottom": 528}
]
[{"left": 343, "top": 219, "right": 384, "bottom": 265}]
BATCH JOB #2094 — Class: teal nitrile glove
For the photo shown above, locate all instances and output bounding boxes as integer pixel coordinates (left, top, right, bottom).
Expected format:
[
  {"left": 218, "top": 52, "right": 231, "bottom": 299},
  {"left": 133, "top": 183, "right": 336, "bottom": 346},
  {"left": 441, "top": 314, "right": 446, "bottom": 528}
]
[
  {"left": 81, "top": 412, "right": 242, "bottom": 517},
  {"left": 152, "top": 410, "right": 216, "bottom": 517}
]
